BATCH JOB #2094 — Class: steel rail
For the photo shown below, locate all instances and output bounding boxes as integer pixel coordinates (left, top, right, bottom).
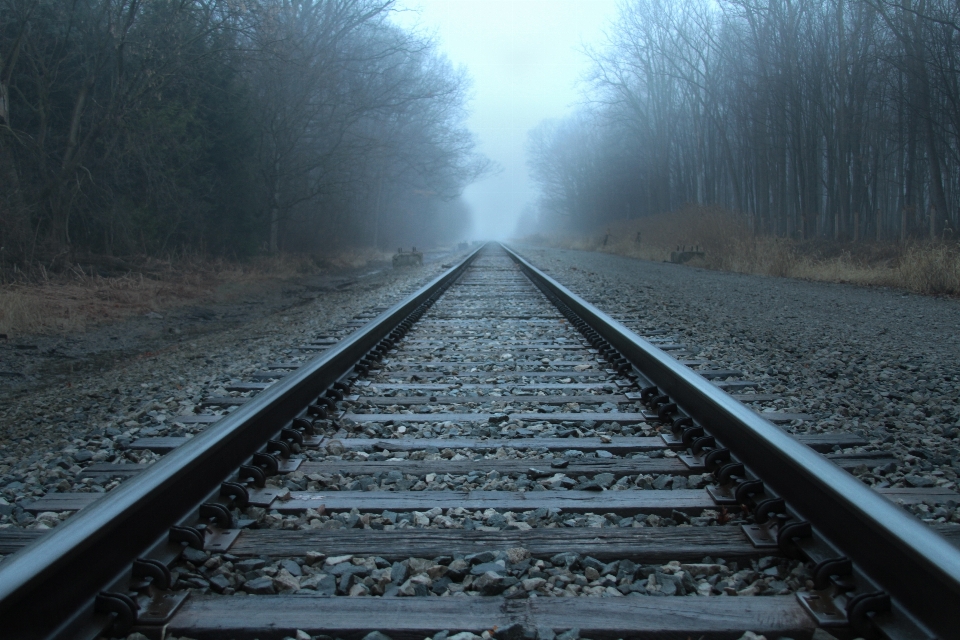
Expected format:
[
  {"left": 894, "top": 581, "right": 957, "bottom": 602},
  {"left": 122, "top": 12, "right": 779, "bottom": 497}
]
[
  {"left": 0, "top": 245, "right": 485, "bottom": 639},
  {"left": 502, "top": 243, "right": 959, "bottom": 638}
]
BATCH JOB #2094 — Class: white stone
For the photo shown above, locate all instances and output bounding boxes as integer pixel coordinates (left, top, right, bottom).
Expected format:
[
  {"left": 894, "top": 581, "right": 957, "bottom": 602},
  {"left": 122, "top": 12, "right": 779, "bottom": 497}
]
[
  {"left": 272, "top": 568, "right": 300, "bottom": 593},
  {"left": 522, "top": 578, "right": 546, "bottom": 591}
]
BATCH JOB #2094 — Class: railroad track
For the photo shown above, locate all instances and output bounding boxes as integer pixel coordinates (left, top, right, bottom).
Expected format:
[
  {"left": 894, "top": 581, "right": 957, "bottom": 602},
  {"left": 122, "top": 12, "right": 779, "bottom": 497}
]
[{"left": 1, "top": 244, "right": 958, "bottom": 639}]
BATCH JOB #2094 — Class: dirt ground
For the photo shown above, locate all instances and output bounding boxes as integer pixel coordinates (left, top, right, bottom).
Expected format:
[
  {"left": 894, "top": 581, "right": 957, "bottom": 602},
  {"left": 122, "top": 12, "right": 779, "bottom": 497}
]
[
  {"left": 525, "top": 207, "right": 960, "bottom": 296},
  {"left": 0, "top": 248, "right": 457, "bottom": 400}
]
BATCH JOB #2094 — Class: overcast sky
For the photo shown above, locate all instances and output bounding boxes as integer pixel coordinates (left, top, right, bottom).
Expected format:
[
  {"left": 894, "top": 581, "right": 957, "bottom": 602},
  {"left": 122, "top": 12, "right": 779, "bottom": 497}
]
[{"left": 392, "top": 0, "right": 619, "bottom": 240}]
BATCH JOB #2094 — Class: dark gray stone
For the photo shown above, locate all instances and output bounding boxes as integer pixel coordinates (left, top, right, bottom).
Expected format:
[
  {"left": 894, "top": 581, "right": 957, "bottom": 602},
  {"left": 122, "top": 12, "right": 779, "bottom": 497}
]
[
  {"left": 474, "top": 571, "right": 509, "bottom": 595},
  {"left": 904, "top": 474, "right": 936, "bottom": 488},
  {"left": 338, "top": 571, "right": 359, "bottom": 593},
  {"left": 330, "top": 561, "right": 366, "bottom": 577},
  {"left": 550, "top": 552, "right": 580, "bottom": 567},
  {"left": 652, "top": 474, "right": 671, "bottom": 489},
  {"left": 466, "top": 551, "right": 497, "bottom": 564},
  {"left": 486, "top": 513, "right": 507, "bottom": 528},
  {"left": 471, "top": 561, "right": 506, "bottom": 576},
  {"left": 183, "top": 576, "right": 210, "bottom": 589},
  {"left": 537, "top": 627, "right": 556, "bottom": 640},
  {"left": 390, "top": 561, "right": 408, "bottom": 585},
  {"left": 242, "top": 576, "right": 275, "bottom": 594},
  {"left": 617, "top": 560, "right": 637, "bottom": 581},
  {"left": 431, "top": 577, "right": 452, "bottom": 594},
  {"left": 181, "top": 547, "right": 208, "bottom": 564},
  {"left": 382, "top": 584, "right": 400, "bottom": 597},
  {"left": 72, "top": 451, "right": 93, "bottom": 463},
  {"left": 313, "top": 574, "right": 336, "bottom": 596},
  {"left": 235, "top": 558, "right": 266, "bottom": 572},
  {"left": 655, "top": 571, "right": 684, "bottom": 596},
  {"left": 208, "top": 574, "right": 231, "bottom": 593},
  {"left": 493, "top": 623, "right": 536, "bottom": 640},
  {"left": 281, "top": 559, "right": 302, "bottom": 576}
]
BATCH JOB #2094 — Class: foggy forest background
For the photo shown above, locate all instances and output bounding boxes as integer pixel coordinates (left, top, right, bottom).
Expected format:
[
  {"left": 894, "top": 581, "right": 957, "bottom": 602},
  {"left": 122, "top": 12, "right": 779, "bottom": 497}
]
[
  {"left": 528, "top": 0, "right": 960, "bottom": 244},
  {"left": 3, "top": 0, "right": 960, "bottom": 272},
  {"left": 0, "top": 0, "right": 489, "bottom": 266}
]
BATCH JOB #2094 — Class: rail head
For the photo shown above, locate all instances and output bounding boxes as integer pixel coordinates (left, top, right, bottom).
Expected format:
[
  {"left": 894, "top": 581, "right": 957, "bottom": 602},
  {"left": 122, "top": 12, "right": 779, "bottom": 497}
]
[
  {"left": 502, "top": 242, "right": 959, "bottom": 639},
  {"left": 0, "top": 244, "right": 487, "bottom": 639}
]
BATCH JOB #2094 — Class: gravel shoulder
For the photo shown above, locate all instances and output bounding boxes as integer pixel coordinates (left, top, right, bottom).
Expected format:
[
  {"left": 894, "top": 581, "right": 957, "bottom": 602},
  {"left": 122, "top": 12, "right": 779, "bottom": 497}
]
[
  {"left": 515, "top": 245, "right": 960, "bottom": 522},
  {"left": 0, "top": 252, "right": 465, "bottom": 525},
  {"left": 0, "top": 245, "right": 935, "bottom": 640}
]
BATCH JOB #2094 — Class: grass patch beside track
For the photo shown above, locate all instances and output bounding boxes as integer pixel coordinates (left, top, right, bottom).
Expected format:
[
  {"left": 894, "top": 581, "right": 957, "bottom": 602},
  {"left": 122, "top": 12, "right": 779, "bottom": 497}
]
[
  {"left": 523, "top": 206, "right": 960, "bottom": 296},
  {"left": 0, "top": 249, "right": 390, "bottom": 337}
]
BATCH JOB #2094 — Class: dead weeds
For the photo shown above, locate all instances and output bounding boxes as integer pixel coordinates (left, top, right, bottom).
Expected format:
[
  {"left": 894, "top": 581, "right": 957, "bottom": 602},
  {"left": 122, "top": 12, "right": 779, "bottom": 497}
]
[
  {"left": 0, "top": 249, "right": 391, "bottom": 337},
  {"left": 523, "top": 206, "right": 960, "bottom": 296}
]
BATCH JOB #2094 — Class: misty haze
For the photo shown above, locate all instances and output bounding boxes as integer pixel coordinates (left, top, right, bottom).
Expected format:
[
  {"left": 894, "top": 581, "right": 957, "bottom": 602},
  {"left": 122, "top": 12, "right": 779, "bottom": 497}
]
[{"left": 3, "top": 2, "right": 960, "bottom": 637}]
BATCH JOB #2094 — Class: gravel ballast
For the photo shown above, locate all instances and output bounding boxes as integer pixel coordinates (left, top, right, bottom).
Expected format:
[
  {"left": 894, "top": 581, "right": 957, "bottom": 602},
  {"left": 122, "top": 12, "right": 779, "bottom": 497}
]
[
  {"left": 0, "top": 245, "right": 945, "bottom": 640},
  {"left": 0, "top": 255, "right": 464, "bottom": 534},
  {"left": 517, "top": 245, "right": 960, "bottom": 523},
  {"left": 170, "top": 547, "right": 810, "bottom": 599}
]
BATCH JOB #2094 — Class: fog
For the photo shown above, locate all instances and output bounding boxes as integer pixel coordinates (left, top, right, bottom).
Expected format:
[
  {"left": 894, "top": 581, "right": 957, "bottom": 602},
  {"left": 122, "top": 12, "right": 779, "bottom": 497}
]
[{"left": 392, "top": 0, "right": 618, "bottom": 240}]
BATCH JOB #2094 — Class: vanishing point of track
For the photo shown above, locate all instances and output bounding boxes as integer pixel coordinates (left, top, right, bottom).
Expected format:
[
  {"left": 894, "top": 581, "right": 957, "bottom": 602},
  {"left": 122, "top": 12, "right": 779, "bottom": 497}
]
[{"left": 1, "top": 244, "right": 958, "bottom": 639}]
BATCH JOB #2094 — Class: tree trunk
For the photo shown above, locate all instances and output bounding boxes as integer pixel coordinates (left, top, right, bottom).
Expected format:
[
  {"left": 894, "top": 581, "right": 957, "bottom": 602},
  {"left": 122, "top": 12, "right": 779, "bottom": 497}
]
[
  {"left": 0, "top": 137, "right": 29, "bottom": 261},
  {"left": 0, "top": 80, "right": 8, "bottom": 125},
  {"left": 269, "top": 158, "right": 281, "bottom": 253},
  {"left": 372, "top": 170, "right": 384, "bottom": 249}
]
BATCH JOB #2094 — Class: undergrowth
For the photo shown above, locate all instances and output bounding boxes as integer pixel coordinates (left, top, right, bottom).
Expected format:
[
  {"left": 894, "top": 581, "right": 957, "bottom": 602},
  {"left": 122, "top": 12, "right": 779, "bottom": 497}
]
[
  {"left": 0, "top": 248, "right": 391, "bottom": 337},
  {"left": 523, "top": 206, "right": 960, "bottom": 296}
]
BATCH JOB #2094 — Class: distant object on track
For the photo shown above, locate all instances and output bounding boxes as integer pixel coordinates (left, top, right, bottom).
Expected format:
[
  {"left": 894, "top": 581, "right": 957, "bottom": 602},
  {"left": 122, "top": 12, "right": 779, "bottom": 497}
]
[
  {"left": 392, "top": 247, "right": 423, "bottom": 267},
  {"left": 670, "top": 245, "right": 704, "bottom": 264}
]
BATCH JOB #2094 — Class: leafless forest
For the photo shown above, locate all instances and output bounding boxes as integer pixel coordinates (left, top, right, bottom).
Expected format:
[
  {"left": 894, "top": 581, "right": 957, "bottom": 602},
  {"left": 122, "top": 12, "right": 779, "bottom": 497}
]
[
  {"left": 528, "top": 0, "right": 960, "bottom": 243},
  {"left": 0, "top": 0, "right": 488, "bottom": 267}
]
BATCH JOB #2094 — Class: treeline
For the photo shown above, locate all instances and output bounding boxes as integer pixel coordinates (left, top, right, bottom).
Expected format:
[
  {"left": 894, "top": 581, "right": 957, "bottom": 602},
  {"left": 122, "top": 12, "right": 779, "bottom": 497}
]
[
  {"left": 0, "top": 0, "right": 487, "bottom": 266},
  {"left": 529, "top": 0, "right": 960, "bottom": 242}
]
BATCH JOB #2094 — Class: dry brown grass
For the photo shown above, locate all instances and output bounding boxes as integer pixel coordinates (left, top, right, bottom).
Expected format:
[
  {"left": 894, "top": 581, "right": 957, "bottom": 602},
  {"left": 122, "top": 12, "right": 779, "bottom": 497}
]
[
  {"left": 897, "top": 243, "right": 960, "bottom": 295},
  {"left": 523, "top": 206, "right": 960, "bottom": 296},
  {"left": 0, "top": 248, "right": 392, "bottom": 337},
  {"left": 0, "top": 267, "right": 237, "bottom": 337}
]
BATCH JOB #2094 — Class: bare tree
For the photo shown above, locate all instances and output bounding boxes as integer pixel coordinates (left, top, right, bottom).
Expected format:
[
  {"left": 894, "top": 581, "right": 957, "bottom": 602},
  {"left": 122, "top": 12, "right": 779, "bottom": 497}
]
[
  {"left": 0, "top": 0, "right": 489, "bottom": 265},
  {"left": 529, "top": 0, "right": 960, "bottom": 243}
]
